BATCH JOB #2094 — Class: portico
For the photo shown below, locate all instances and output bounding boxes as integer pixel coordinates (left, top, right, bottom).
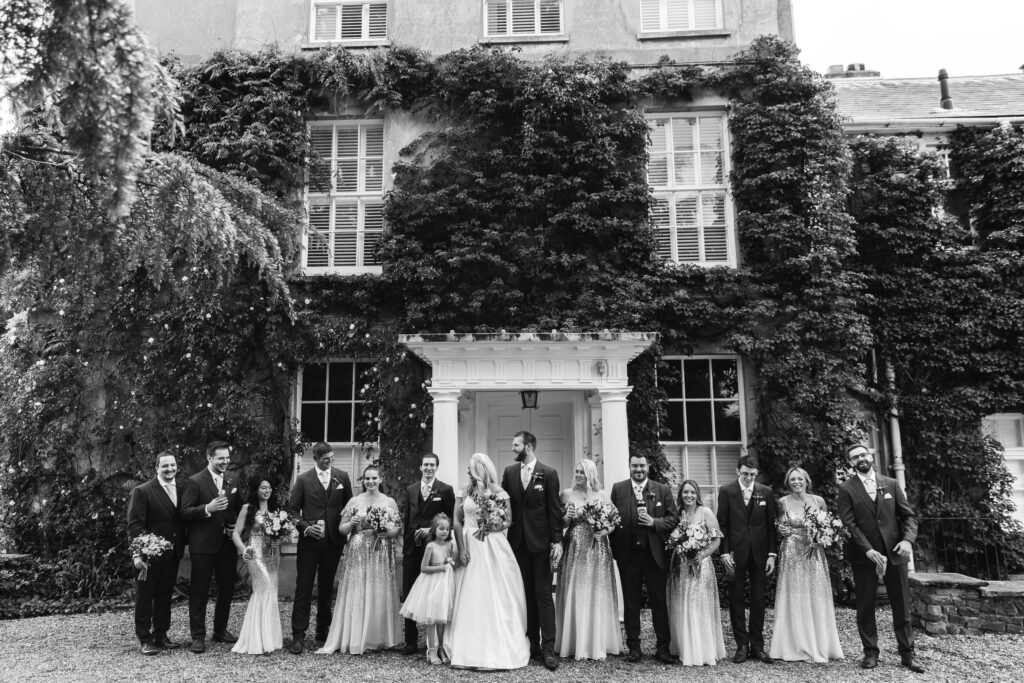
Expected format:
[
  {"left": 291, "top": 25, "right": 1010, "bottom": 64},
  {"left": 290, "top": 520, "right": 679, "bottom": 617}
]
[{"left": 399, "top": 332, "right": 657, "bottom": 489}]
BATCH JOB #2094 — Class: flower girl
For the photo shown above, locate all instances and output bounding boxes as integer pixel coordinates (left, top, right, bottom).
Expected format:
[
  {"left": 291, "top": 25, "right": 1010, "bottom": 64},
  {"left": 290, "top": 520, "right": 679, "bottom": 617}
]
[{"left": 399, "top": 513, "right": 456, "bottom": 664}]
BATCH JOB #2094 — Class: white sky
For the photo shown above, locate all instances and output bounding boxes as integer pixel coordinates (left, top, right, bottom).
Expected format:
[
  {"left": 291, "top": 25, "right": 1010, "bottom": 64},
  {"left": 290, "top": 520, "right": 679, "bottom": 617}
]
[{"left": 790, "top": 0, "right": 1024, "bottom": 78}]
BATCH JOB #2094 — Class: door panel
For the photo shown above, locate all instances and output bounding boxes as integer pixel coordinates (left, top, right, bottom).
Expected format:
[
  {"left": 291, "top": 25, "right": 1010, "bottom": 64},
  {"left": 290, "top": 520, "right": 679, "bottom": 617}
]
[{"left": 487, "top": 401, "right": 574, "bottom": 488}]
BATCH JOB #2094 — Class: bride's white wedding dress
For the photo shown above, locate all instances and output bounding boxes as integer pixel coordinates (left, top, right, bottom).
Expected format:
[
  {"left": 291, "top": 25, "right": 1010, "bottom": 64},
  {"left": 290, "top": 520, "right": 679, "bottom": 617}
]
[{"left": 446, "top": 492, "right": 530, "bottom": 670}]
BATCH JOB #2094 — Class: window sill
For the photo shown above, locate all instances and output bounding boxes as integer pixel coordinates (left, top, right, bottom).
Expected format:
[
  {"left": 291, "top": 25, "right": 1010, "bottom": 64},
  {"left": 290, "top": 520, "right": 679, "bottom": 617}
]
[
  {"left": 479, "top": 34, "right": 569, "bottom": 45},
  {"left": 636, "top": 29, "right": 731, "bottom": 41},
  {"left": 301, "top": 40, "right": 391, "bottom": 51},
  {"left": 299, "top": 266, "right": 384, "bottom": 277}
]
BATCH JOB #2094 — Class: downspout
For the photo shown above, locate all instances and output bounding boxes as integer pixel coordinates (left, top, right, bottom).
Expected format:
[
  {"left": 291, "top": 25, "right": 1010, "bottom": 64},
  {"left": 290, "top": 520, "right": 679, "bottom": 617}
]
[{"left": 885, "top": 360, "right": 914, "bottom": 571}]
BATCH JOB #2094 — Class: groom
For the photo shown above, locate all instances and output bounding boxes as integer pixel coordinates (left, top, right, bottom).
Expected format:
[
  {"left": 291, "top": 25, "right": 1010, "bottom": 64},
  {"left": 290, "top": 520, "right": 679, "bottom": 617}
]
[{"left": 501, "top": 430, "right": 563, "bottom": 671}]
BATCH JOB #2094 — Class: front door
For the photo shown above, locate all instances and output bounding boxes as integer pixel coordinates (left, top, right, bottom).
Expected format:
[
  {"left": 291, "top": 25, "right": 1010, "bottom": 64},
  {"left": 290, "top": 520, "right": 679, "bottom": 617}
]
[{"left": 484, "top": 395, "right": 575, "bottom": 488}]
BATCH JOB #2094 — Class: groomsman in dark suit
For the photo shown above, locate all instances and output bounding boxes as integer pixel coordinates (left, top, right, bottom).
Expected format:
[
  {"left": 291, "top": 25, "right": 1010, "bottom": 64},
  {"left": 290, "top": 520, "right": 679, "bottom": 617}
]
[
  {"left": 401, "top": 452, "right": 455, "bottom": 654},
  {"left": 717, "top": 454, "right": 777, "bottom": 664},
  {"left": 127, "top": 451, "right": 187, "bottom": 655},
  {"left": 501, "top": 430, "right": 563, "bottom": 671},
  {"left": 838, "top": 442, "right": 923, "bottom": 673},
  {"left": 610, "top": 453, "right": 678, "bottom": 664},
  {"left": 180, "top": 440, "right": 242, "bottom": 653},
  {"left": 287, "top": 441, "right": 352, "bottom": 653}
]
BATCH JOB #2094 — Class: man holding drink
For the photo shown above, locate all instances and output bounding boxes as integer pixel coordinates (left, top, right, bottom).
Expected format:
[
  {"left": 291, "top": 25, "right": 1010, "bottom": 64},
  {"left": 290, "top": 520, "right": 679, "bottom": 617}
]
[{"left": 181, "top": 440, "right": 242, "bottom": 653}]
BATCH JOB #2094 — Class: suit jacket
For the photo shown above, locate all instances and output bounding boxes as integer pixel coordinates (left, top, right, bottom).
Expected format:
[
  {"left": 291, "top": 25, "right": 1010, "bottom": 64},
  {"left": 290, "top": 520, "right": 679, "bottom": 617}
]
[
  {"left": 126, "top": 477, "right": 187, "bottom": 559},
  {"left": 609, "top": 478, "right": 678, "bottom": 569},
  {"left": 502, "top": 460, "right": 563, "bottom": 553},
  {"left": 402, "top": 479, "right": 455, "bottom": 555},
  {"left": 287, "top": 467, "right": 353, "bottom": 548},
  {"left": 838, "top": 472, "right": 918, "bottom": 567},
  {"left": 716, "top": 480, "right": 778, "bottom": 566},
  {"left": 180, "top": 468, "right": 242, "bottom": 554}
]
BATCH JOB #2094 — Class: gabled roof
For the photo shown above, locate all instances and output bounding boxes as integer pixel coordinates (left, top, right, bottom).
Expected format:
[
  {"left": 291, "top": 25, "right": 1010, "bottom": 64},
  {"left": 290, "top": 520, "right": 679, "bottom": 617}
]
[{"left": 831, "top": 73, "right": 1024, "bottom": 124}]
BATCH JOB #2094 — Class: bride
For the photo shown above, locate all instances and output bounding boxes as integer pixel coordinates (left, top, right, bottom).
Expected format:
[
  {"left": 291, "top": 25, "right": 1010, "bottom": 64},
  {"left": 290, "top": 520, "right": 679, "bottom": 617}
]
[{"left": 446, "top": 452, "right": 530, "bottom": 670}]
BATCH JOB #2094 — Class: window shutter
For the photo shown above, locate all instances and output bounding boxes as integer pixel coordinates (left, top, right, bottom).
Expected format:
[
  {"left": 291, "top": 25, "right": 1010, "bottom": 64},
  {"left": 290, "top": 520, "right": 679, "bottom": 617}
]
[
  {"left": 368, "top": 3, "right": 387, "bottom": 38},
  {"left": 651, "top": 197, "right": 672, "bottom": 259},
  {"left": 333, "top": 203, "right": 359, "bottom": 266},
  {"left": 512, "top": 0, "right": 535, "bottom": 34},
  {"left": 666, "top": 0, "right": 687, "bottom": 30},
  {"left": 363, "top": 200, "right": 384, "bottom": 266},
  {"left": 309, "top": 128, "right": 334, "bottom": 192},
  {"left": 702, "top": 193, "right": 728, "bottom": 262},
  {"left": 486, "top": 0, "right": 508, "bottom": 35},
  {"left": 307, "top": 200, "right": 332, "bottom": 268},
  {"left": 693, "top": 0, "right": 718, "bottom": 29},
  {"left": 675, "top": 194, "right": 700, "bottom": 261},
  {"left": 314, "top": 4, "right": 338, "bottom": 41},
  {"left": 340, "top": 3, "right": 364, "bottom": 39},
  {"left": 539, "top": 0, "right": 560, "bottom": 33},
  {"left": 641, "top": 0, "right": 660, "bottom": 31}
]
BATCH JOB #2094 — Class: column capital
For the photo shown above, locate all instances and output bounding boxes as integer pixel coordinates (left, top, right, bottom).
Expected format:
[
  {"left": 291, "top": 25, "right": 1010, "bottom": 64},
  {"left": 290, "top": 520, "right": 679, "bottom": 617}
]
[
  {"left": 427, "top": 388, "right": 463, "bottom": 403},
  {"left": 597, "top": 386, "right": 633, "bottom": 403}
]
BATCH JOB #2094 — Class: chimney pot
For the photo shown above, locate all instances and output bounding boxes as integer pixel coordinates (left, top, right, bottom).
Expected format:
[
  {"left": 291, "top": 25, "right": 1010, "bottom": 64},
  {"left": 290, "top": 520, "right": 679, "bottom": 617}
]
[{"left": 938, "top": 69, "right": 953, "bottom": 109}]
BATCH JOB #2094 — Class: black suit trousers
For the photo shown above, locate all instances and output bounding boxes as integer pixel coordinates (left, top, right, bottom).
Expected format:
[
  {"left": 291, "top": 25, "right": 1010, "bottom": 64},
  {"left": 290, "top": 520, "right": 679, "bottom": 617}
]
[
  {"left": 134, "top": 555, "right": 180, "bottom": 643},
  {"left": 852, "top": 560, "right": 914, "bottom": 656},
  {"left": 403, "top": 544, "right": 426, "bottom": 646},
  {"left": 188, "top": 544, "right": 237, "bottom": 639},
  {"left": 514, "top": 542, "right": 555, "bottom": 653},
  {"left": 292, "top": 537, "right": 342, "bottom": 639},
  {"left": 728, "top": 557, "right": 767, "bottom": 650},
  {"left": 618, "top": 550, "right": 670, "bottom": 651}
]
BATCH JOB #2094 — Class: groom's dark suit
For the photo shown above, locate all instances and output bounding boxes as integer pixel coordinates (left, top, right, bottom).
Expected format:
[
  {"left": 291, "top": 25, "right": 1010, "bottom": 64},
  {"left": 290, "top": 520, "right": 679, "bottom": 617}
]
[
  {"left": 181, "top": 468, "right": 241, "bottom": 641},
  {"left": 288, "top": 466, "right": 352, "bottom": 641},
  {"left": 838, "top": 471, "right": 918, "bottom": 658},
  {"left": 502, "top": 460, "right": 562, "bottom": 655},
  {"left": 402, "top": 478, "right": 455, "bottom": 648},
  {"left": 610, "top": 478, "right": 677, "bottom": 653},
  {"left": 127, "top": 477, "right": 187, "bottom": 645}
]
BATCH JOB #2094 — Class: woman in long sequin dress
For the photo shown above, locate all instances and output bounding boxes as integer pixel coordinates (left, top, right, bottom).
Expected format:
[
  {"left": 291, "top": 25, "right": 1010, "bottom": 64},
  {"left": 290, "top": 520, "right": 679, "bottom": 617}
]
[
  {"left": 317, "top": 465, "right": 402, "bottom": 655},
  {"left": 447, "top": 452, "right": 530, "bottom": 670},
  {"left": 666, "top": 480, "right": 726, "bottom": 666},
  {"left": 769, "top": 466, "right": 844, "bottom": 662},
  {"left": 231, "top": 476, "right": 284, "bottom": 654},
  {"left": 554, "top": 459, "right": 622, "bottom": 660}
]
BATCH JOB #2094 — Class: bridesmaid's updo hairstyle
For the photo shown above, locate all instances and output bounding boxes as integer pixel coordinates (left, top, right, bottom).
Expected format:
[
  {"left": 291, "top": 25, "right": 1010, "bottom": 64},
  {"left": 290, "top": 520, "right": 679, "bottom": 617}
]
[
  {"left": 360, "top": 464, "right": 383, "bottom": 493},
  {"left": 428, "top": 513, "right": 451, "bottom": 543},
  {"left": 676, "top": 479, "right": 704, "bottom": 509},
  {"left": 784, "top": 466, "right": 813, "bottom": 493}
]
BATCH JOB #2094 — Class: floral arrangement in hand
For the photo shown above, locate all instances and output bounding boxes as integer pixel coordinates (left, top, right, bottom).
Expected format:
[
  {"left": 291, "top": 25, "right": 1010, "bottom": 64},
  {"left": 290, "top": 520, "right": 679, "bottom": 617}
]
[
  {"left": 803, "top": 505, "right": 849, "bottom": 559},
  {"left": 472, "top": 489, "right": 507, "bottom": 541},
  {"left": 129, "top": 533, "right": 173, "bottom": 581},
  {"left": 666, "top": 521, "right": 721, "bottom": 577},
  {"left": 580, "top": 499, "right": 621, "bottom": 547},
  {"left": 254, "top": 509, "right": 296, "bottom": 539},
  {"left": 364, "top": 505, "right": 401, "bottom": 548}
]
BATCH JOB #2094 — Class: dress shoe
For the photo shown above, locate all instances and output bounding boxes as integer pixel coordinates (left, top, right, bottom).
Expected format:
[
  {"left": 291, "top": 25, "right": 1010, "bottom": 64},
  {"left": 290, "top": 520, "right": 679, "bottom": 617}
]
[
  {"left": 655, "top": 649, "right": 678, "bottom": 665},
  {"left": 732, "top": 646, "right": 748, "bottom": 663},
  {"left": 901, "top": 657, "right": 925, "bottom": 673},
  {"left": 189, "top": 639, "right": 206, "bottom": 654},
  {"left": 211, "top": 631, "right": 237, "bottom": 644},
  {"left": 153, "top": 636, "right": 179, "bottom": 650},
  {"left": 860, "top": 654, "right": 878, "bottom": 669},
  {"left": 402, "top": 643, "right": 418, "bottom": 655},
  {"left": 288, "top": 639, "right": 304, "bottom": 655},
  {"left": 530, "top": 646, "right": 543, "bottom": 660},
  {"left": 751, "top": 649, "right": 774, "bottom": 664},
  {"left": 626, "top": 648, "right": 642, "bottom": 663},
  {"left": 314, "top": 632, "right": 328, "bottom": 645},
  {"left": 542, "top": 651, "right": 559, "bottom": 671},
  {"left": 141, "top": 642, "right": 159, "bottom": 656}
]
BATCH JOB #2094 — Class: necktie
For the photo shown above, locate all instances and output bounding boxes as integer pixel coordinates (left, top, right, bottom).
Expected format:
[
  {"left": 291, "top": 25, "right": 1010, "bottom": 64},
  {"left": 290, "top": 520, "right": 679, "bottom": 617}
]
[
  {"left": 743, "top": 487, "right": 752, "bottom": 504},
  {"left": 865, "top": 478, "right": 876, "bottom": 501},
  {"left": 521, "top": 464, "right": 531, "bottom": 489},
  {"left": 319, "top": 470, "right": 330, "bottom": 490},
  {"left": 165, "top": 483, "right": 176, "bottom": 506},
  {"left": 214, "top": 474, "right": 223, "bottom": 493},
  {"left": 421, "top": 483, "right": 431, "bottom": 501}
]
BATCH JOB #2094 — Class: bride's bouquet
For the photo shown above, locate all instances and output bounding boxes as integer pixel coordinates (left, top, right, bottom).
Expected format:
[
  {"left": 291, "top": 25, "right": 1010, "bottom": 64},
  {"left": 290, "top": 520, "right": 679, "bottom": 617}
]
[
  {"left": 803, "top": 505, "right": 849, "bottom": 559},
  {"left": 580, "top": 500, "right": 621, "bottom": 547},
  {"left": 666, "top": 521, "right": 720, "bottom": 577},
  {"left": 254, "top": 509, "right": 296, "bottom": 540},
  {"left": 129, "top": 533, "right": 173, "bottom": 581},
  {"left": 472, "top": 489, "right": 506, "bottom": 541},
  {"left": 365, "top": 505, "right": 401, "bottom": 549}
]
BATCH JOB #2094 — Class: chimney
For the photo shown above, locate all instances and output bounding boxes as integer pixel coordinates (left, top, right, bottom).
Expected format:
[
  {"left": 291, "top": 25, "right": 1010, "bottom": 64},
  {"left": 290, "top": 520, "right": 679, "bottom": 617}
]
[
  {"left": 823, "top": 63, "right": 881, "bottom": 79},
  {"left": 938, "top": 69, "right": 953, "bottom": 109}
]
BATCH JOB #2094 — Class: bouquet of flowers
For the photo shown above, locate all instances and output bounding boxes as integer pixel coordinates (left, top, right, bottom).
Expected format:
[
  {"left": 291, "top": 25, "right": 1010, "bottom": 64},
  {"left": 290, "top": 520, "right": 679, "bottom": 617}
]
[
  {"left": 472, "top": 489, "right": 507, "bottom": 541},
  {"left": 129, "top": 533, "right": 174, "bottom": 581},
  {"left": 580, "top": 499, "right": 621, "bottom": 547},
  {"left": 803, "top": 505, "right": 849, "bottom": 559},
  {"left": 254, "top": 509, "right": 296, "bottom": 540},
  {"left": 665, "top": 521, "right": 720, "bottom": 577},
  {"left": 364, "top": 505, "right": 401, "bottom": 549}
]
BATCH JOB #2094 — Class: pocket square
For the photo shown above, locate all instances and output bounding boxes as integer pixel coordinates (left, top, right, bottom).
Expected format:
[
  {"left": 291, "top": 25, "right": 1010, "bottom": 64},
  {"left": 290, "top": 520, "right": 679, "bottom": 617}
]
[
  {"left": 432, "top": 496, "right": 441, "bottom": 501},
  {"left": 533, "top": 484, "right": 544, "bottom": 491},
  {"left": 884, "top": 492, "right": 893, "bottom": 499},
  {"left": 758, "top": 501, "right": 766, "bottom": 506},
  {"left": 655, "top": 501, "right": 663, "bottom": 507},
  {"left": 230, "top": 487, "right": 237, "bottom": 494},
  {"left": 336, "top": 483, "right": 344, "bottom": 490}
]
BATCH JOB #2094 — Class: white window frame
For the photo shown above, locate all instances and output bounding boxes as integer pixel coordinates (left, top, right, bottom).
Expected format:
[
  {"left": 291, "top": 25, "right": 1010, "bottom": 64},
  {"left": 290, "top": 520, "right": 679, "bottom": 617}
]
[
  {"left": 640, "top": 0, "right": 723, "bottom": 33},
  {"left": 309, "top": 0, "right": 388, "bottom": 44},
  {"left": 304, "top": 119, "right": 385, "bottom": 275},
  {"left": 984, "top": 413, "right": 1024, "bottom": 524},
  {"left": 483, "top": 0, "right": 564, "bottom": 38},
  {"left": 658, "top": 355, "right": 747, "bottom": 508},
  {"left": 294, "top": 360, "right": 379, "bottom": 482},
  {"left": 647, "top": 112, "right": 736, "bottom": 267}
]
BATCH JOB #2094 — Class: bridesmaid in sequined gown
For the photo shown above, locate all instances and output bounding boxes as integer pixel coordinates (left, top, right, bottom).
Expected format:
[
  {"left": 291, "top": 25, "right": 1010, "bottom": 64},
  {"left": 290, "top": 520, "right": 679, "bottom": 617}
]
[
  {"left": 318, "top": 465, "right": 402, "bottom": 655},
  {"left": 555, "top": 459, "right": 622, "bottom": 660},
  {"left": 770, "top": 466, "right": 844, "bottom": 662},
  {"left": 231, "top": 477, "right": 284, "bottom": 654},
  {"left": 666, "top": 480, "right": 726, "bottom": 666}
]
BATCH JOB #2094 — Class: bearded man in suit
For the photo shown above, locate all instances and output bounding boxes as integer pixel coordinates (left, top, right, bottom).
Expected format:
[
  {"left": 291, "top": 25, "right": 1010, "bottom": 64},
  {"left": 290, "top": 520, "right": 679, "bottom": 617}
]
[
  {"left": 401, "top": 452, "right": 455, "bottom": 654},
  {"left": 838, "top": 442, "right": 923, "bottom": 673},
  {"left": 180, "top": 440, "right": 242, "bottom": 653},
  {"left": 287, "top": 441, "right": 352, "bottom": 653},
  {"left": 127, "top": 450, "right": 188, "bottom": 655}
]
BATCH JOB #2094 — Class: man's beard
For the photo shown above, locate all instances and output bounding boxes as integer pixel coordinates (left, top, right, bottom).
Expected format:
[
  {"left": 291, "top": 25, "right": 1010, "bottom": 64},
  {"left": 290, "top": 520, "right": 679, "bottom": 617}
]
[
  {"left": 855, "top": 460, "right": 873, "bottom": 473},
  {"left": 514, "top": 450, "right": 527, "bottom": 462},
  {"left": 631, "top": 472, "right": 645, "bottom": 482}
]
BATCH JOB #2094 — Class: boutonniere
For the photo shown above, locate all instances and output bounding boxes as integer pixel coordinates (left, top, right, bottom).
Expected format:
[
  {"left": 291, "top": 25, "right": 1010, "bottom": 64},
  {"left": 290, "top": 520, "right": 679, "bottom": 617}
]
[
  {"left": 752, "top": 493, "right": 764, "bottom": 501},
  {"left": 230, "top": 487, "right": 237, "bottom": 494},
  {"left": 533, "top": 470, "right": 544, "bottom": 480}
]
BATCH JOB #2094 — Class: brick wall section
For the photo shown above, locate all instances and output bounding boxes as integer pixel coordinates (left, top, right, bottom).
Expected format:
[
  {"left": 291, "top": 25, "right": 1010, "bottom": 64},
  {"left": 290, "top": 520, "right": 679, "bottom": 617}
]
[{"left": 910, "top": 572, "right": 1024, "bottom": 636}]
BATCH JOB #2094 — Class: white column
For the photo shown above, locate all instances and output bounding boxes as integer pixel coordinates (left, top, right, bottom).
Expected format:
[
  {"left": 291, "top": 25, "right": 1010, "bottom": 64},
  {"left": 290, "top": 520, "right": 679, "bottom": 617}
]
[
  {"left": 598, "top": 387, "right": 632, "bottom": 487},
  {"left": 429, "top": 389, "right": 462, "bottom": 487}
]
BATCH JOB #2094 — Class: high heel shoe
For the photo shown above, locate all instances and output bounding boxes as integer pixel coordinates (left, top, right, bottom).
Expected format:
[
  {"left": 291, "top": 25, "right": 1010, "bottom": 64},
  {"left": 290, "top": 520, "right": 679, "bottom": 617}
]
[{"left": 426, "top": 647, "right": 441, "bottom": 665}]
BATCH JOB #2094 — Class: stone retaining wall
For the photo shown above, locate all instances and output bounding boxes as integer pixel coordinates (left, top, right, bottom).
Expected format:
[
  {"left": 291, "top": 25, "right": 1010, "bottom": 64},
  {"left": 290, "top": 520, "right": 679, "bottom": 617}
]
[{"left": 910, "top": 572, "right": 1024, "bottom": 636}]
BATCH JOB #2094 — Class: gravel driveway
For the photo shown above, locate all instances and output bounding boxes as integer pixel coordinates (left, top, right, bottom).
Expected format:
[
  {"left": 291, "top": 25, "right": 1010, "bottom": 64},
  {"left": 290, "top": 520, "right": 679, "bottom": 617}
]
[{"left": 1, "top": 601, "right": 1021, "bottom": 682}]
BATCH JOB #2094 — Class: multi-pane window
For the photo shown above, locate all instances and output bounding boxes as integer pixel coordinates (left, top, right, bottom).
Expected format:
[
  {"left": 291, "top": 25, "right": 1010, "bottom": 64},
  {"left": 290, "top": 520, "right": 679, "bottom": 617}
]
[
  {"left": 306, "top": 121, "right": 384, "bottom": 273},
  {"left": 648, "top": 114, "right": 733, "bottom": 265},
  {"left": 485, "top": 0, "right": 562, "bottom": 37},
  {"left": 658, "top": 356, "right": 745, "bottom": 508},
  {"left": 984, "top": 414, "right": 1024, "bottom": 523},
  {"left": 311, "top": 1, "right": 387, "bottom": 43},
  {"left": 640, "top": 0, "right": 722, "bottom": 32},
  {"left": 299, "top": 361, "right": 373, "bottom": 445}
]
